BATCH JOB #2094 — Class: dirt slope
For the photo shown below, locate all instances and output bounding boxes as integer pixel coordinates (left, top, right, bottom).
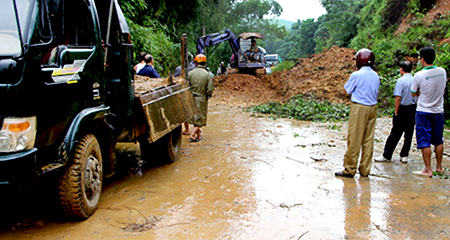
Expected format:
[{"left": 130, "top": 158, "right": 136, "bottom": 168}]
[
  {"left": 212, "top": 46, "right": 356, "bottom": 107},
  {"left": 396, "top": 0, "right": 450, "bottom": 36}
]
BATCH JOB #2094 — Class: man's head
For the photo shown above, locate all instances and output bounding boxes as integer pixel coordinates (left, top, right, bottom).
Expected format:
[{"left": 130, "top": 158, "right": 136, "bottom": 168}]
[
  {"left": 144, "top": 54, "right": 154, "bottom": 64},
  {"left": 355, "top": 48, "right": 375, "bottom": 69},
  {"left": 251, "top": 39, "right": 256, "bottom": 45},
  {"left": 139, "top": 51, "right": 147, "bottom": 62},
  {"left": 194, "top": 54, "right": 207, "bottom": 66},
  {"left": 399, "top": 61, "right": 412, "bottom": 75},
  {"left": 419, "top": 47, "right": 435, "bottom": 65}
]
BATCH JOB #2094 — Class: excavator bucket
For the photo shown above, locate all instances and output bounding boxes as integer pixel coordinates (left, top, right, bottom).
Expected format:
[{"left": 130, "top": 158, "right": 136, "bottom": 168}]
[
  {"left": 227, "top": 68, "right": 239, "bottom": 74},
  {"left": 255, "top": 68, "right": 266, "bottom": 76}
]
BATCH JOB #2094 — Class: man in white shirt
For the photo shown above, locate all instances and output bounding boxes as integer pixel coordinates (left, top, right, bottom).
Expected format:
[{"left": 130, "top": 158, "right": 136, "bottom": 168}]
[{"left": 411, "top": 47, "right": 447, "bottom": 177}]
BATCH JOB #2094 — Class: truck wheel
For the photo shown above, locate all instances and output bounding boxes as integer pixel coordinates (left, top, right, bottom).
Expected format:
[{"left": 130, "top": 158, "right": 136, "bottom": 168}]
[
  {"left": 59, "top": 134, "right": 103, "bottom": 219},
  {"left": 139, "top": 126, "right": 182, "bottom": 165},
  {"left": 162, "top": 126, "right": 182, "bottom": 163}
]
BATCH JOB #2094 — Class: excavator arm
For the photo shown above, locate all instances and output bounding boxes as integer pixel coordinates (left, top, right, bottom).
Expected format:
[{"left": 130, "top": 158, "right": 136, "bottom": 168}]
[{"left": 196, "top": 29, "right": 239, "bottom": 57}]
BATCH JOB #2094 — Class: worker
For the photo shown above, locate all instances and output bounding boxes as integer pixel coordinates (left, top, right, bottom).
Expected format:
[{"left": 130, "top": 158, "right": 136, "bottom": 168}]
[
  {"left": 246, "top": 39, "right": 258, "bottom": 62},
  {"left": 137, "top": 54, "right": 161, "bottom": 78},
  {"left": 187, "top": 54, "right": 214, "bottom": 142},
  {"left": 218, "top": 62, "right": 227, "bottom": 75},
  {"left": 134, "top": 51, "right": 147, "bottom": 74}
]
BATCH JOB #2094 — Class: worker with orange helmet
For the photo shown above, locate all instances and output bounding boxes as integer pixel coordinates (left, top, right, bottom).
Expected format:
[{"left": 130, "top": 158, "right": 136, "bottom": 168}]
[
  {"left": 187, "top": 54, "right": 214, "bottom": 142},
  {"left": 335, "top": 48, "right": 380, "bottom": 178}
]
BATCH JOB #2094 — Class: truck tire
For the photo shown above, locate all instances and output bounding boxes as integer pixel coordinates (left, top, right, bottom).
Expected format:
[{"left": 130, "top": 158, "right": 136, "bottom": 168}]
[
  {"left": 139, "top": 126, "right": 182, "bottom": 165},
  {"left": 59, "top": 134, "right": 103, "bottom": 219}
]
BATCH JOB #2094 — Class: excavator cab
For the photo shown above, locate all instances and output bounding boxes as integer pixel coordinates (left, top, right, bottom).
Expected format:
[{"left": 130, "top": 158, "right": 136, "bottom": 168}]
[
  {"left": 236, "top": 33, "right": 266, "bottom": 74},
  {"left": 196, "top": 29, "right": 266, "bottom": 75}
]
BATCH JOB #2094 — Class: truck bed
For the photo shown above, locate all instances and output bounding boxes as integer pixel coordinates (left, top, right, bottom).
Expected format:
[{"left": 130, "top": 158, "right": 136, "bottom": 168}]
[{"left": 134, "top": 76, "right": 197, "bottom": 142}]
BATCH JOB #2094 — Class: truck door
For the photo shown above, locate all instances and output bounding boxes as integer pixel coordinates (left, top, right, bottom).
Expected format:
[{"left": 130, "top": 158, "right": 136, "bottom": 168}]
[
  {"left": 95, "top": 0, "right": 134, "bottom": 115},
  {"left": 35, "top": 0, "right": 104, "bottom": 148}
]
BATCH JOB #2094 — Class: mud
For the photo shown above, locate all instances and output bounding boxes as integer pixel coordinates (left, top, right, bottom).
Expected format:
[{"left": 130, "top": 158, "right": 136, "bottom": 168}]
[
  {"left": 1, "top": 104, "right": 449, "bottom": 239},
  {"left": 213, "top": 46, "right": 356, "bottom": 108}
]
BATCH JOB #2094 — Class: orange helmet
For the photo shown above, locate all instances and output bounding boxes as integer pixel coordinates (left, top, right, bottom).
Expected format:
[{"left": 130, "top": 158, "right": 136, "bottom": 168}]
[{"left": 194, "top": 54, "right": 207, "bottom": 63}]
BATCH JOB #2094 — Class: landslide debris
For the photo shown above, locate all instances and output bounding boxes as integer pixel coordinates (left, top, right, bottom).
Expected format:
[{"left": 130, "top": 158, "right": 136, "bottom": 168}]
[
  {"left": 134, "top": 75, "right": 185, "bottom": 95},
  {"left": 212, "top": 46, "right": 356, "bottom": 107}
]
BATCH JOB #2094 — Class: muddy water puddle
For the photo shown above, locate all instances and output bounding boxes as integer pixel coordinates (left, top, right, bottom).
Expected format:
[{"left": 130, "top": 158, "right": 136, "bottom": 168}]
[{"left": 1, "top": 105, "right": 450, "bottom": 239}]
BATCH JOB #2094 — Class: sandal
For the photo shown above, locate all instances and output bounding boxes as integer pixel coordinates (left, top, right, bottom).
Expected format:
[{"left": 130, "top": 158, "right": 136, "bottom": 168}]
[
  {"left": 334, "top": 171, "right": 354, "bottom": 178},
  {"left": 188, "top": 137, "right": 198, "bottom": 142}
]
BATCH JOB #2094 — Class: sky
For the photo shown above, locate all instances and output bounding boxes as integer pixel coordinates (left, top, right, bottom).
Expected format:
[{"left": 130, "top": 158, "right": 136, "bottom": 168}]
[{"left": 274, "top": 0, "right": 327, "bottom": 22}]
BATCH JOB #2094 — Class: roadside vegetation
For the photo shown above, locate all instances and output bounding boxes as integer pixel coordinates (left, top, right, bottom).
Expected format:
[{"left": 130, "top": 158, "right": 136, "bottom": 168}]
[{"left": 245, "top": 95, "right": 350, "bottom": 122}]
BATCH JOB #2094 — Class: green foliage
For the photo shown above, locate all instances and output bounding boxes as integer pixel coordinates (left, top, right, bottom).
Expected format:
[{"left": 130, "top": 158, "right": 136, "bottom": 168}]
[
  {"left": 272, "top": 60, "right": 295, "bottom": 73},
  {"left": 120, "top": 0, "right": 181, "bottom": 76},
  {"left": 313, "top": 15, "right": 329, "bottom": 53},
  {"left": 320, "top": 0, "right": 363, "bottom": 47},
  {"left": 274, "top": 19, "right": 295, "bottom": 30},
  {"left": 270, "top": 18, "right": 321, "bottom": 60},
  {"left": 245, "top": 95, "right": 350, "bottom": 122},
  {"left": 382, "top": 0, "right": 409, "bottom": 28},
  {"left": 377, "top": 72, "right": 398, "bottom": 115}
]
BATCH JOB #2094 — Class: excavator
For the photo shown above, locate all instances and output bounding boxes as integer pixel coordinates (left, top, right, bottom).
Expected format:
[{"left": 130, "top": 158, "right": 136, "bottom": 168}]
[{"left": 196, "top": 29, "right": 266, "bottom": 75}]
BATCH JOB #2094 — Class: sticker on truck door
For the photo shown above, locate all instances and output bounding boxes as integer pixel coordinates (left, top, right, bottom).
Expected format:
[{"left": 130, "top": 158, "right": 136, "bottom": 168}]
[{"left": 51, "top": 59, "right": 86, "bottom": 83}]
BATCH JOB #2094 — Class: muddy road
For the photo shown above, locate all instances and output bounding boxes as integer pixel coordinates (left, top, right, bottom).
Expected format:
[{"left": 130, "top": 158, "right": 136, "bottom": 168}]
[{"left": 1, "top": 104, "right": 450, "bottom": 239}]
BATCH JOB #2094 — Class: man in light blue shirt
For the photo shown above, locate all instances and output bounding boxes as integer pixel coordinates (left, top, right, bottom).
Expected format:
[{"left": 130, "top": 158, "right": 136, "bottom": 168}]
[
  {"left": 374, "top": 61, "right": 417, "bottom": 163},
  {"left": 335, "top": 48, "right": 380, "bottom": 178}
]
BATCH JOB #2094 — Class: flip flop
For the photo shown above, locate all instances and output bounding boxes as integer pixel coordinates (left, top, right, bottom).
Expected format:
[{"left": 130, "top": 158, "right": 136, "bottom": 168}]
[
  {"left": 188, "top": 137, "right": 198, "bottom": 142},
  {"left": 196, "top": 137, "right": 202, "bottom": 142},
  {"left": 412, "top": 171, "right": 432, "bottom": 177}
]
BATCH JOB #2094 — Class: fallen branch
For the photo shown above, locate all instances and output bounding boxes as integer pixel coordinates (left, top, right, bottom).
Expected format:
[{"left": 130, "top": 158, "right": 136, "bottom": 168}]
[
  {"left": 298, "top": 231, "right": 309, "bottom": 239},
  {"left": 266, "top": 200, "right": 277, "bottom": 209},
  {"left": 317, "top": 183, "right": 330, "bottom": 194},
  {"left": 373, "top": 223, "right": 389, "bottom": 237},
  {"left": 286, "top": 157, "right": 309, "bottom": 166}
]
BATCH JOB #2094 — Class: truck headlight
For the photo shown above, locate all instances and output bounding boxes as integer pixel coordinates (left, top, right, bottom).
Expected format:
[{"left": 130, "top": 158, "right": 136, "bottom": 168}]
[{"left": 0, "top": 116, "right": 36, "bottom": 152}]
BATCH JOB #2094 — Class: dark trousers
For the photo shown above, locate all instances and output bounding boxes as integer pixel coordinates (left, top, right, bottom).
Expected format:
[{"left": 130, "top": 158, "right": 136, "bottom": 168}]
[{"left": 383, "top": 104, "right": 416, "bottom": 160}]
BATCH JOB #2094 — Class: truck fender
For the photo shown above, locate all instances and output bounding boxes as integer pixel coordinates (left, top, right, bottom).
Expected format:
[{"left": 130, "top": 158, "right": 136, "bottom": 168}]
[{"left": 59, "top": 106, "right": 115, "bottom": 176}]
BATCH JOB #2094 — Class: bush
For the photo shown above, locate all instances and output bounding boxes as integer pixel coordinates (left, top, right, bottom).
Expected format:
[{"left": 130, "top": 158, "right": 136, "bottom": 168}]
[
  {"left": 271, "top": 60, "right": 295, "bottom": 73},
  {"left": 245, "top": 95, "right": 350, "bottom": 122}
]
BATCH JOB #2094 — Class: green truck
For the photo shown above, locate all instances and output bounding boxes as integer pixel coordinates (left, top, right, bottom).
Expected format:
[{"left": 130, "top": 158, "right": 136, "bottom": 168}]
[{"left": 0, "top": 0, "right": 196, "bottom": 219}]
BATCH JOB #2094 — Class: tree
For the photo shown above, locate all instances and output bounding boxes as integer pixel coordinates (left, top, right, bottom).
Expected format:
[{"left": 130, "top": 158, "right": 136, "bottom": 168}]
[{"left": 320, "top": 0, "right": 363, "bottom": 47}]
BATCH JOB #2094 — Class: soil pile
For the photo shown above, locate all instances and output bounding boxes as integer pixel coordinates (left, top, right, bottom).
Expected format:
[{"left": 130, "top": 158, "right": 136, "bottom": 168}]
[
  {"left": 212, "top": 46, "right": 356, "bottom": 107},
  {"left": 134, "top": 75, "right": 185, "bottom": 95},
  {"left": 213, "top": 73, "right": 285, "bottom": 107}
]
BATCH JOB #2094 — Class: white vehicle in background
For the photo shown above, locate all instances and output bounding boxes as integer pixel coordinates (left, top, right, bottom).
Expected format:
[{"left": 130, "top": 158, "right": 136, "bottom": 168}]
[{"left": 265, "top": 54, "right": 282, "bottom": 74}]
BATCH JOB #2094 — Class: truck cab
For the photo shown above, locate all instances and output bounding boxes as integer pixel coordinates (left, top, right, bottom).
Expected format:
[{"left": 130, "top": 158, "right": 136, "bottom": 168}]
[{"left": 0, "top": 0, "right": 196, "bottom": 219}]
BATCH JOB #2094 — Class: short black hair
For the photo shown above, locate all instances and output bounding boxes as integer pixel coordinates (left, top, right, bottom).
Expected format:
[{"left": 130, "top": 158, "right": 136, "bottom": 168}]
[
  {"left": 144, "top": 54, "right": 153, "bottom": 63},
  {"left": 138, "top": 51, "right": 147, "bottom": 61},
  {"left": 419, "top": 47, "right": 435, "bottom": 64},
  {"left": 400, "top": 61, "right": 412, "bottom": 73},
  {"left": 198, "top": 62, "right": 206, "bottom": 66}
]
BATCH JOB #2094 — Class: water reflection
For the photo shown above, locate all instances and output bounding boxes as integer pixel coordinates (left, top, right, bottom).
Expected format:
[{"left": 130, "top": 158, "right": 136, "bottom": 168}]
[{"left": 342, "top": 178, "right": 373, "bottom": 238}]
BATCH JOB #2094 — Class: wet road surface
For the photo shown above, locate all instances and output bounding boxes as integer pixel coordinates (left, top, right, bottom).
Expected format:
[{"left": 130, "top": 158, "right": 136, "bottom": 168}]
[{"left": 1, "top": 105, "right": 450, "bottom": 239}]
